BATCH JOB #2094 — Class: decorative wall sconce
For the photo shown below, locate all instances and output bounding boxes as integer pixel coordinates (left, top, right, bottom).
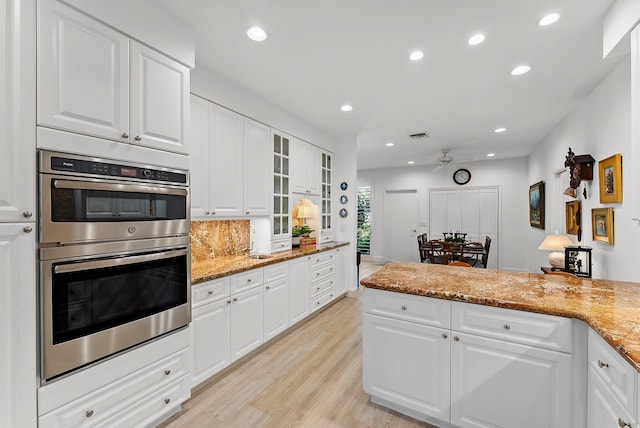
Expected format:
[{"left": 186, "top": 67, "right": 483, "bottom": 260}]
[{"left": 564, "top": 148, "right": 594, "bottom": 198}]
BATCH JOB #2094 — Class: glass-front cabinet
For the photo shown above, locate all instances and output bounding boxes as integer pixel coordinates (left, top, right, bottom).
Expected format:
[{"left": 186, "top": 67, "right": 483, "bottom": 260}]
[
  {"left": 320, "top": 151, "right": 332, "bottom": 241},
  {"left": 272, "top": 130, "right": 290, "bottom": 239}
]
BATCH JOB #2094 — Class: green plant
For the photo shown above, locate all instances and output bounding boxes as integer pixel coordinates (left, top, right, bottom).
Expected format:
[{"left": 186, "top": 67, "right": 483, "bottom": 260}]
[
  {"left": 292, "top": 225, "right": 314, "bottom": 237},
  {"left": 444, "top": 236, "right": 466, "bottom": 243}
]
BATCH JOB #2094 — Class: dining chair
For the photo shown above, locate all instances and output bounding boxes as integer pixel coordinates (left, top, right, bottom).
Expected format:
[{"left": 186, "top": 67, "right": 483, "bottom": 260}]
[
  {"left": 481, "top": 236, "right": 492, "bottom": 268},
  {"left": 545, "top": 271, "right": 577, "bottom": 277},
  {"left": 417, "top": 233, "right": 429, "bottom": 263},
  {"left": 449, "top": 261, "right": 472, "bottom": 267},
  {"left": 441, "top": 241, "right": 465, "bottom": 265}
]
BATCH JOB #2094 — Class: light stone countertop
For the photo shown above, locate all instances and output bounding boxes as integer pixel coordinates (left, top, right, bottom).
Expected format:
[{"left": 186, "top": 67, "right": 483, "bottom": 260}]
[{"left": 360, "top": 262, "right": 640, "bottom": 372}]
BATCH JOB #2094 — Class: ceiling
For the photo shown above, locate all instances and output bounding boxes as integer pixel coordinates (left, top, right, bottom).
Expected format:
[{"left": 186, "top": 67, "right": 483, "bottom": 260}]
[{"left": 154, "top": 0, "right": 620, "bottom": 170}]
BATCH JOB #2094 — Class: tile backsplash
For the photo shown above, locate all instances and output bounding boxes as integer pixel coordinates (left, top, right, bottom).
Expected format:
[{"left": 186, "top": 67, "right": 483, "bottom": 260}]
[{"left": 190, "top": 220, "right": 250, "bottom": 262}]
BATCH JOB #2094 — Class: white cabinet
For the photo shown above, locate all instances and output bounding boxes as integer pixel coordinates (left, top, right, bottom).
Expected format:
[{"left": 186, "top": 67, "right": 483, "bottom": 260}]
[
  {"left": 335, "top": 246, "right": 349, "bottom": 295},
  {"left": 290, "top": 138, "right": 320, "bottom": 195},
  {"left": 320, "top": 150, "right": 332, "bottom": 240},
  {"left": 264, "top": 277, "right": 290, "bottom": 341},
  {"left": 38, "top": 0, "right": 189, "bottom": 154},
  {"left": 188, "top": 94, "right": 211, "bottom": 218},
  {"left": 289, "top": 256, "right": 310, "bottom": 324},
  {"left": 309, "top": 249, "right": 337, "bottom": 311},
  {"left": 243, "top": 118, "right": 271, "bottom": 216},
  {"left": 271, "top": 129, "right": 291, "bottom": 241},
  {"left": 230, "top": 286, "right": 264, "bottom": 361}
]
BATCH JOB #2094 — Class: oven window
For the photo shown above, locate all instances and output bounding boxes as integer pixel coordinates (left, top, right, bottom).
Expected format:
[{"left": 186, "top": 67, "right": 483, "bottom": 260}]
[
  {"left": 50, "top": 186, "right": 186, "bottom": 222},
  {"left": 51, "top": 254, "right": 188, "bottom": 344}
]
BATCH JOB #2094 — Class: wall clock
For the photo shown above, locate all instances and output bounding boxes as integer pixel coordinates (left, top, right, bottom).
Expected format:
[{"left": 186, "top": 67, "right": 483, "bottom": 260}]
[
  {"left": 340, "top": 195, "right": 348, "bottom": 204},
  {"left": 453, "top": 168, "right": 471, "bottom": 185}
]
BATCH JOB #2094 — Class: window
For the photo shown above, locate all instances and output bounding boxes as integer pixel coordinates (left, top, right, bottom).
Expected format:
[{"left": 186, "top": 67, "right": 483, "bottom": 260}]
[{"left": 357, "top": 186, "right": 371, "bottom": 254}]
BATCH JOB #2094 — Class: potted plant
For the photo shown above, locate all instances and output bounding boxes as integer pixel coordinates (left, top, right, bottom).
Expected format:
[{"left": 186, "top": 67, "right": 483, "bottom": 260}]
[{"left": 292, "top": 225, "right": 313, "bottom": 246}]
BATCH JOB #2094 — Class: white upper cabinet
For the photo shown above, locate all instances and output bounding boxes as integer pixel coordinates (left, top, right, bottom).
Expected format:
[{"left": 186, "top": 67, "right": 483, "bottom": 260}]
[
  {"left": 290, "top": 138, "right": 320, "bottom": 195},
  {"left": 38, "top": 0, "right": 189, "bottom": 154},
  {"left": 188, "top": 95, "right": 210, "bottom": 218},
  {"left": 243, "top": 118, "right": 270, "bottom": 216}
]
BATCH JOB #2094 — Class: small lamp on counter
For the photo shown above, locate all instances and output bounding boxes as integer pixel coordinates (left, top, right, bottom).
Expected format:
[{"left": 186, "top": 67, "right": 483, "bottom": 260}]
[
  {"left": 297, "top": 205, "right": 312, "bottom": 225},
  {"left": 538, "top": 232, "right": 574, "bottom": 269}
]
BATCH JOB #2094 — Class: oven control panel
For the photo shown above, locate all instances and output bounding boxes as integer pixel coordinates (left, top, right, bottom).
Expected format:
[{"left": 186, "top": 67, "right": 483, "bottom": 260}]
[{"left": 45, "top": 153, "right": 188, "bottom": 184}]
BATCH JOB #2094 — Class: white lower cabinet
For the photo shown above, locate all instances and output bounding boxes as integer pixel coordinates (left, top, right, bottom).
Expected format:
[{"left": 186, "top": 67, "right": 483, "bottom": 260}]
[
  {"left": 230, "top": 286, "right": 264, "bottom": 361},
  {"left": 289, "top": 256, "right": 310, "bottom": 324},
  {"left": 191, "top": 297, "right": 231, "bottom": 387},
  {"left": 264, "top": 277, "right": 290, "bottom": 341}
]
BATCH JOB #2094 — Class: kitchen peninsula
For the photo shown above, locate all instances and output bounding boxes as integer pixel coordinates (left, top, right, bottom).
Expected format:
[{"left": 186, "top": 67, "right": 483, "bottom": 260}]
[{"left": 361, "top": 263, "right": 640, "bottom": 428}]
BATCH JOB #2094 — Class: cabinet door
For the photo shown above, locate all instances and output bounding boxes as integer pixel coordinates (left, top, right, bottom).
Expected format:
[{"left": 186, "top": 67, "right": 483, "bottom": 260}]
[
  {"left": 272, "top": 130, "right": 291, "bottom": 238},
  {"left": 243, "top": 118, "right": 270, "bottom": 216},
  {"left": 37, "top": 0, "right": 129, "bottom": 141},
  {"left": 263, "top": 278, "right": 290, "bottom": 341},
  {"left": 230, "top": 287, "right": 263, "bottom": 361},
  {"left": 304, "top": 144, "right": 320, "bottom": 195},
  {"left": 209, "top": 104, "right": 244, "bottom": 217},
  {"left": 130, "top": 41, "right": 189, "bottom": 155},
  {"left": 289, "top": 138, "right": 306, "bottom": 194},
  {"left": 588, "top": 366, "right": 636, "bottom": 428},
  {"left": 289, "top": 256, "right": 309, "bottom": 324},
  {"left": 363, "top": 314, "right": 450, "bottom": 421},
  {"left": 450, "top": 332, "right": 571, "bottom": 428},
  {"left": 191, "top": 298, "right": 231, "bottom": 387},
  {"left": 0, "top": 224, "right": 36, "bottom": 428},
  {"left": 188, "top": 95, "right": 211, "bottom": 218},
  {"left": 334, "top": 247, "right": 348, "bottom": 295}
]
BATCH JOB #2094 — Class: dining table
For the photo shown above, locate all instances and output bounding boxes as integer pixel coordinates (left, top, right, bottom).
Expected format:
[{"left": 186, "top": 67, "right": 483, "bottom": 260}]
[{"left": 419, "top": 240, "right": 487, "bottom": 266}]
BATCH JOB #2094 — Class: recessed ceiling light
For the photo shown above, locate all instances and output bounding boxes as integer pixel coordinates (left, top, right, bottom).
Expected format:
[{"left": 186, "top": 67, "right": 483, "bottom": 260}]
[
  {"left": 494, "top": 127, "right": 506, "bottom": 133},
  {"left": 511, "top": 65, "right": 531, "bottom": 76},
  {"left": 409, "top": 51, "right": 424, "bottom": 61},
  {"left": 407, "top": 161, "right": 415, "bottom": 165},
  {"left": 246, "top": 26, "right": 267, "bottom": 42},
  {"left": 385, "top": 142, "right": 394, "bottom": 147},
  {"left": 538, "top": 13, "right": 560, "bottom": 27},
  {"left": 468, "top": 34, "right": 485, "bottom": 46},
  {"left": 487, "top": 153, "right": 496, "bottom": 157},
  {"left": 340, "top": 104, "right": 353, "bottom": 112}
]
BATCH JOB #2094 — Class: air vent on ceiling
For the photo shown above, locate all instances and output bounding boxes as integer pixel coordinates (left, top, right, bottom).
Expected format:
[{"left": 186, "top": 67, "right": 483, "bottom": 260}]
[{"left": 409, "top": 131, "right": 429, "bottom": 140}]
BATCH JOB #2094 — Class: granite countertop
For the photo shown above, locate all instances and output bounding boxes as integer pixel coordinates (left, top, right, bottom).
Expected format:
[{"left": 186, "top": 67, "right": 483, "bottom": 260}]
[
  {"left": 360, "top": 262, "right": 640, "bottom": 372},
  {"left": 191, "top": 241, "right": 349, "bottom": 285}
]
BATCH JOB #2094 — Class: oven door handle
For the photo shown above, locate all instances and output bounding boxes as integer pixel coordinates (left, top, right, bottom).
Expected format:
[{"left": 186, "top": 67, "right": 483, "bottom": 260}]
[
  {"left": 53, "top": 179, "right": 188, "bottom": 196},
  {"left": 53, "top": 248, "right": 188, "bottom": 274}
]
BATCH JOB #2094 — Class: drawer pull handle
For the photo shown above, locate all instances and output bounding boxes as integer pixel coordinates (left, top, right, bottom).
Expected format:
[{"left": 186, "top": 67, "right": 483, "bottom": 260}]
[
  {"left": 122, "top": 132, "right": 129, "bottom": 139},
  {"left": 227, "top": 299, "right": 231, "bottom": 304},
  {"left": 442, "top": 333, "right": 448, "bottom": 339},
  {"left": 23, "top": 226, "right": 33, "bottom": 233},
  {"left": 247, "top": 278, "right": 252, "bottom": 283},
  {"left": 266, "top": 286, "right": 270, "bottom": 290},
  {"left": 503, "top": 324, "right": 511, "bottom": 331},
  {"left": 86, "top": 410, "right": 94, "bottom": 418},
  {"left": 401, "top": 305, "right": 407, "bottom": 311},
  {"left": 453, "top": 336, "right": 460, "bottom": 342},
  {"left": 597, "top": 360, "right": 609, "bottom": 368},
  {"left": 134, "top": 135, "right": 142, "bottom": 141},
  {"left": 23, "top": 211, "right": 33, "bottom": 218},
  {"left": 164, "top": 398, "right": 171, "bottom": 405},
  {"left": 208, "top": 290, "right": 214, "bottom": 295},
  {"left": 164, "top": 369, "right": 171, "bottom": 376},
  {"left": 618, "top": 418, "right": 631, "bottom": 428},
  {"left": 233, "top": 298, "right": 238, "bottom": 302}
]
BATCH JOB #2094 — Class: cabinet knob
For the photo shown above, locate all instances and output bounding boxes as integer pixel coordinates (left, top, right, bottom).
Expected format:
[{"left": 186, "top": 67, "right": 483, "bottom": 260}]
[
  {"left": 205, "top": 212, "right": 210, "bottom": 215},
  {"left": 121, "top": 132, "right": 129, "bottom": 139},
  {"left": 23, "top": 226, "right": 33, "bottom": 233},
  {"left": 134, "top": 135, "right": 142, "bottom": 141},
  {"left": 164, "top": 369, "right": 171, "bottom": 376},
  {"left": 503, "top": 324, "right": 511, "bottom": 331},
  {"left": 597, "top": 360, "right": 609, "bottom": 368},
  {"left": 226, "top": 299, "right": 231, "bottom": 304},
  {"left": 233, "top": 298, "right": 238, "bottom": 302},
  {"left": 208, "top": 290, "right": 214, "bottom": 295},
  {"left": 86, "top": 410, "right": 94, "bottom": 418},
  {"left": 247, "top": 278, "right": 252, "bottom": 283},
  {"left": 266, "top": 286, "right": 270, "bottom": 290},
  {"left": 442, "top": 333, "right": 448, "bottom": 339},
  {"left": 164, "top": 398, "right": 171, "bottom": 405},
  {"left": 618, "top": 418, "right": 631, "bottom": 428},
  {"left": 401, "top": 305, "right": 407, "bottom": 311},
  {"left": 246, "top": 211, "right": 250, "bottom": 215},
  {"left": 453, "top": 336, "right": 460, "bottom": 342},
  {"left": 22, "top": 211, "right": 32, "bottom": 218},
  {"left": 316, "top": 287, "right": 320, "bottom": 291}
]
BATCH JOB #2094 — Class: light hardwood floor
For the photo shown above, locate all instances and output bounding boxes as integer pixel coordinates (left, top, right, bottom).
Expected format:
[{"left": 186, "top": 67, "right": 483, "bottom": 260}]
[{"left": 162, "top": 259, "right": 434, "bottom": 428}]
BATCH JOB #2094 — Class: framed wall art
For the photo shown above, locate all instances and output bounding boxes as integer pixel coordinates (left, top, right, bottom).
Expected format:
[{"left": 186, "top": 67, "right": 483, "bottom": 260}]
[
  {"left": 529, "top": 181, "right": 545, "bottom": 229},
  {"left": 598, "top": 153, "right": 622, "bottom": 203},
  {"left": 591, "top": 207, "right": 614, "bottom": 245},
  {"left": 565, "top": 200, "right": 580, "bottom": 235}
]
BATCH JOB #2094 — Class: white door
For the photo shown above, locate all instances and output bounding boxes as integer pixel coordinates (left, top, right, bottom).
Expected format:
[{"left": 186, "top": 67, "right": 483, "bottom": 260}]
[
  {"left": 263, "top": 278, "right": 290, "bottom": 340},
  {"left": 450, "top": 332, "right": 571, "bottom": 428},
  {"left": 230, "top": 287, "right": 264, "bottom": 361},
  {"left": 243, "top": 118, "right": 270, "bottom": 216},
  {"left": 209, "top": 104, "right": 244, "bottom": 217},
  {"left": 384, "top": 189, "right": 419, "bottom": 262},
  {"left": 188, "top": 95, "right": 210, "bottom": 218},
  {"left": 37, "top": 0, "right": 129, "bottom": 142},
  {"left": 289, "top": 256, "right": 309, "bottom": 324},
  {"left": 191, "top": 298, "right": 230, "bottom": 387},
  {"left": 363, "top": 314, "right": 451, "bottom": 421},
  {"left": 587, "top": 367, "right": 636, "bottom": 428},
  {"left": 130, "top": 41, "right": 189, "bottom": 154}
]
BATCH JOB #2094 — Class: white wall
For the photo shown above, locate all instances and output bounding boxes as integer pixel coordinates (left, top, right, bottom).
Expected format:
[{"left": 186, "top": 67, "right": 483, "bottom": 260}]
[
  {"left": 527, "top": 58, "right": 640, "bottom": 281},
  {"left": 191, "top": 66, "right": 359, "bottom": 288},
  {"left": 358, "top": 156, "right": 529, "bottom": 271}
]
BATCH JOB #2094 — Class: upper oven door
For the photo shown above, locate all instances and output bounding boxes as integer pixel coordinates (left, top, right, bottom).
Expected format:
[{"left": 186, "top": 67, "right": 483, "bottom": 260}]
[{"left": 40, "top": 174, "right": 189, "bottom": 244}]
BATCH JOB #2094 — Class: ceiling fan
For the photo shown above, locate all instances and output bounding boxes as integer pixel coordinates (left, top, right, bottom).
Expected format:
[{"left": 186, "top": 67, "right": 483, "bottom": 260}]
[{"left": 432, "top": 149, "right": 454, "bottom": 170}]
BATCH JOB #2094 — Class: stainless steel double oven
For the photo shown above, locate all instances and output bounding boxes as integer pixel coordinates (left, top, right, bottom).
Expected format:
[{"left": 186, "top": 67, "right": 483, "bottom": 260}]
[{"left": 38, "top": 150, "right": 191, "bottom": 381}]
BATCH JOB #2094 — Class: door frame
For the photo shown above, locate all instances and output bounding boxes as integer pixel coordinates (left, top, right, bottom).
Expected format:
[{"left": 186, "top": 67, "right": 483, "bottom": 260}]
[{"left": 383, "top": 188, "right": 419, "bottom": 263}]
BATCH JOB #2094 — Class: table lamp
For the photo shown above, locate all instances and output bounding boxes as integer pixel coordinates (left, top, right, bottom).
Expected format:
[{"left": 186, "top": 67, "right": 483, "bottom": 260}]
[
  {"left": 538, "top": 233, "right": 573, "bottom": 268},
  {"left": 297, "top": 205, "right": 312, "bottom": 225}
]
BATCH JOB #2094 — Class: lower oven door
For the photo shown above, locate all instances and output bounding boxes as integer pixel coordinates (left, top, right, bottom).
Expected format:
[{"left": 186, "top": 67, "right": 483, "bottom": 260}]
[{"left": 41, "top": 238, "right": 190, "bottom": 381}]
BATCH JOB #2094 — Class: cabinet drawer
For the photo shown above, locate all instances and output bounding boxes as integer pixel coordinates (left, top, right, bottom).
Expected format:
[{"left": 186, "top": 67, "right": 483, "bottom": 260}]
[
  {"left": 310, "top": 262, "right": 335, "bottom": 283},
  {"left": 230, "top": 268, "right": 264, "bottom": 295},
  {"left": 40, "top": 349, "right": 188, "bottom": 428},
  {"left": 310, "top": 287, "right": 336, "bottom": 312},
  {"left": 452, "top": 302, "right": 572, "bottom": 353},
  {"left": 310, "top": 250, "right": 336, "bottom": 268},
  {"left": 364, "top": 288, "right": 451, "bottom": 329},
  {"left": 192, "top": 277, "right": 230, "bottom": 308},
  {"left": 319, "top": 233, "right": 332, "bottom": 243},
  {"left": 310, "top": 276, "right": 335, "bottom": 298},
  {"left": 270, "top": 238, "right": 291, "bottom": 253},
  {"left": 588, "top": 329, "right": 637, "bottom": 411},
  {"left": 264, "top": 262, "right": 288, "bottom": 283}
]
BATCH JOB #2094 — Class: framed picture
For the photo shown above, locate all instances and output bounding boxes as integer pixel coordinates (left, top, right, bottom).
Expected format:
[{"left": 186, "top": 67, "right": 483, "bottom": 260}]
[
  {"left": 565, "top": 200, "right": 580, "bottom": 235},
  {"left": 529, "top": 181, "right": 545, "bottom": 229},
  {"left": 591, "top": 207, "right": 614, "bottom": 245},
  {"left": 598, "top": 154, "right": 622, "bottom": 203}
]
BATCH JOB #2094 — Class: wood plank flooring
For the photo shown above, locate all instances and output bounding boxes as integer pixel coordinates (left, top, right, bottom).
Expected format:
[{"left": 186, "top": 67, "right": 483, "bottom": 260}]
[{"left": 161, "top": 260, "right": 434, "bottom": 428}]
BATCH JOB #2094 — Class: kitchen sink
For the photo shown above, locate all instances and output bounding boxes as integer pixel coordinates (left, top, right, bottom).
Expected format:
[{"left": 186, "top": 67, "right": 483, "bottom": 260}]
[{"left": 248, "top": 254, "right": 271, "bottom": 260}]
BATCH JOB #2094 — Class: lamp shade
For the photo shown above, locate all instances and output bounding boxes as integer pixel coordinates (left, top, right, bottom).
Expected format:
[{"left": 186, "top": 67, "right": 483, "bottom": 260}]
[
  {"left": 297, "top": 206, "right": 312, "bottom": 219},
  {"left": 538, "top": 233, "right": 573, "bottom": 268}
]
